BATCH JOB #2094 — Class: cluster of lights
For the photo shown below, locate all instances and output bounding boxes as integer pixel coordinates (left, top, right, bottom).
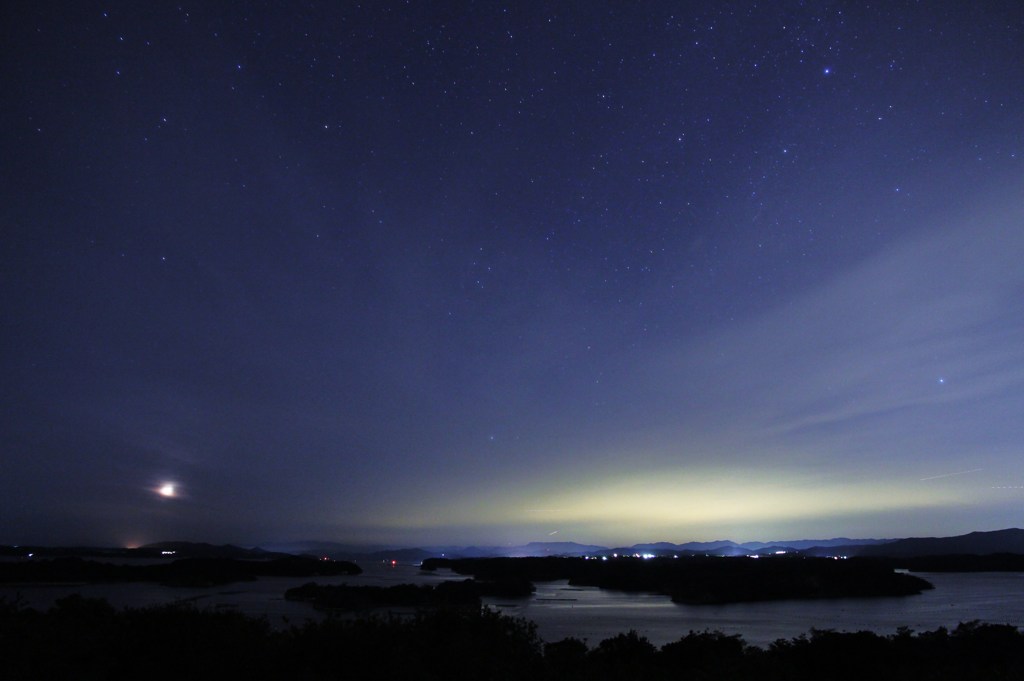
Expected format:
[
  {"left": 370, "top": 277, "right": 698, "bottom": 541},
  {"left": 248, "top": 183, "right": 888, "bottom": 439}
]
[{"left": 582, "top": 553, "right": 685, "bottom": 561}]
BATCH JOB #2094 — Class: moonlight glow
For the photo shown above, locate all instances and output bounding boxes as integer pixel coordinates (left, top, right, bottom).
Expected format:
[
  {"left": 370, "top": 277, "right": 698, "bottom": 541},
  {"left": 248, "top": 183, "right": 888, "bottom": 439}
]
[{"left": 1, "top": 3, "right": 1023, "bottom": 547}]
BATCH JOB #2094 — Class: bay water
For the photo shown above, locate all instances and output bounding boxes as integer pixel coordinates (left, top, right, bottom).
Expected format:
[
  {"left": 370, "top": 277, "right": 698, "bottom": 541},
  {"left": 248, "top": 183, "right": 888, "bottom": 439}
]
[{"left": 3, "top": 561, "right": 1023, "bottom": 648}]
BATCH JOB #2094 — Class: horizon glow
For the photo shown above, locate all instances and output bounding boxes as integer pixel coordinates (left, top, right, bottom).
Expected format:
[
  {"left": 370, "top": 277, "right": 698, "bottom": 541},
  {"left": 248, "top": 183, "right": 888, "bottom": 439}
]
[{"left": 2, "top": 3, "right": 1023, "bottom": 548}]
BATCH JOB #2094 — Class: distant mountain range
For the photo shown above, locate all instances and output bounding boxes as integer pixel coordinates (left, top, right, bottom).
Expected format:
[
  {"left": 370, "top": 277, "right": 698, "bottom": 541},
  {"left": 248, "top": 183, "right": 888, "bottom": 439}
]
[
  {"left": 268, "top": 528, "right": 1024, "bottom": 562},
  {"left": 6, "top": 528, "right": 1023, "bottom": 562},
  {"left": 803, "top": 528, "right": 1024, "bottom": 558},
  {"left": 271, "top": 538, "right": 884, "bottom": 562}
]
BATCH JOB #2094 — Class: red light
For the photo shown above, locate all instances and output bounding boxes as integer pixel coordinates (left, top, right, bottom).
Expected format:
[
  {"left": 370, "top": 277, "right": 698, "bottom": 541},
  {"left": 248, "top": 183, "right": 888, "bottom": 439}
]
[{"left": 391, "top": 560, "right": 397, "bottom": 566}]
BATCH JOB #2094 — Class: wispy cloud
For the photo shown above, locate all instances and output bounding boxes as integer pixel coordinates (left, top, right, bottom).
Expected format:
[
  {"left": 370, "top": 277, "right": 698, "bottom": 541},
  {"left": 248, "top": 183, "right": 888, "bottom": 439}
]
[{"left": 641, "top": 197, "right": 1024, "bottom": 476}]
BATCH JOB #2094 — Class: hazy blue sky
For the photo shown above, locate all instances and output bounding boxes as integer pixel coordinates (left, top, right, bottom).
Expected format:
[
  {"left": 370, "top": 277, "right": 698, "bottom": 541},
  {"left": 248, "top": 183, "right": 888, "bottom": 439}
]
[{"left": 2, "top": 1, "right": 1022, "bottom": 546}]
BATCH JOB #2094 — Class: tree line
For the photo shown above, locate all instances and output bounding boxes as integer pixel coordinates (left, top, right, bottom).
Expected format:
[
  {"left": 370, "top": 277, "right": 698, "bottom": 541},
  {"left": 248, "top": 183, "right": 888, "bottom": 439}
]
[{"left": 2, "top": 594, "right": 1021, "bottom": 680}]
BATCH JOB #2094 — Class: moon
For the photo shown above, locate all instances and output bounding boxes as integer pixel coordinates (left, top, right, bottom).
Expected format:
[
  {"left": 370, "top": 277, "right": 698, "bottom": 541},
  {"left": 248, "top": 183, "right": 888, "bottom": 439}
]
[{"left": 158, "top": 483, "right": 176, "bottom": 498}]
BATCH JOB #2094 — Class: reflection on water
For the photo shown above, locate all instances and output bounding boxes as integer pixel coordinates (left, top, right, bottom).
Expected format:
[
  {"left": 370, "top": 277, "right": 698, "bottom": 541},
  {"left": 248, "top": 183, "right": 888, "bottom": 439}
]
[
  {"left": 2, "top": 562, "right": 1023, "bottom": 647},
  {"left": 0, "top": 560, "right": 453, "bottom": 628},
  {"left": 489, "top": 571, "right": 1024, "bottom": 647}
]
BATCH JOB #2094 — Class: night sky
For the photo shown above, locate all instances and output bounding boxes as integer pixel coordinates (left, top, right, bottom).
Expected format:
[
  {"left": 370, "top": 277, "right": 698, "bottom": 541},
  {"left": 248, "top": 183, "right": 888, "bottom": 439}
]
[{"left": 3, "top": 2, "right": 1023, "bottom": 548}]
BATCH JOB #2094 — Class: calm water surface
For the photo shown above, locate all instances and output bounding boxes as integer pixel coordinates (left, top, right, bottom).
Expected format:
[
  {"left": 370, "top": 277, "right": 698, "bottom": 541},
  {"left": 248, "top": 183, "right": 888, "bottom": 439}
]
[
  {"left": 490, "top": 571, "right": 1024, "bottom": 647},
  {"left": 3, "top": 562, "right": 1023, "bottom": 648}
]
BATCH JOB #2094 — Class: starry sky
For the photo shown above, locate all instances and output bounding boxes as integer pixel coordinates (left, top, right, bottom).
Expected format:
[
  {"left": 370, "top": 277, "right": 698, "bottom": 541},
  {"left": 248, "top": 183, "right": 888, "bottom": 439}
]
[{"left": 3, "top": 2, "right": 1023, "bottom": 548}]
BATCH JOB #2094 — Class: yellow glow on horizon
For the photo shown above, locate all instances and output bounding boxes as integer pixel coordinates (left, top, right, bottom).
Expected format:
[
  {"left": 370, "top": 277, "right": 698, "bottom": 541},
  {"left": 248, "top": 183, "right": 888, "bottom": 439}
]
[{"left": 380, "top": 468, "right": 969, "bottom": 533}]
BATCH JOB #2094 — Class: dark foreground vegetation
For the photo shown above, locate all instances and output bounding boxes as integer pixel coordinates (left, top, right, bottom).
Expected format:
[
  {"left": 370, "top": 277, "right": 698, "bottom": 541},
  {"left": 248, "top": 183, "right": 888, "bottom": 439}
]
[
  {"left": 0, "top": 556, "right": 360, "bottom": 587},
  {"left": 2, "top": 595, "right": 1022, "bottom": 680},
  {"left": 423, "top": 555, "right": 933, "bottom": 603}
]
